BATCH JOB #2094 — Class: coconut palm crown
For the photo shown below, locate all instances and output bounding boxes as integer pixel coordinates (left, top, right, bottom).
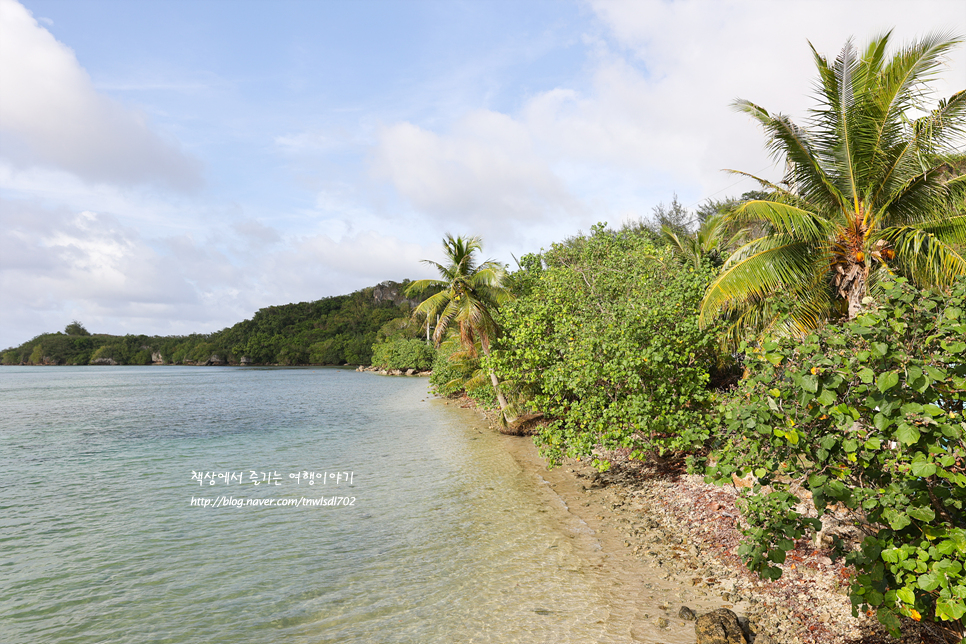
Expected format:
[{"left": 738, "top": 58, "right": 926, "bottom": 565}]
[
  {"left": 406, "top": 234, "right": 509, "bottom": 351},
  {"left": 700, "top": 31, "right": 966, "bottom": 340}
]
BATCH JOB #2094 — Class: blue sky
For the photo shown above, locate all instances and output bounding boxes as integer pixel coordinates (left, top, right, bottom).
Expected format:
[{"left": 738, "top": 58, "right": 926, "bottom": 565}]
[{"left": 1, "top": 0, "right": 964, "bottom": 348}]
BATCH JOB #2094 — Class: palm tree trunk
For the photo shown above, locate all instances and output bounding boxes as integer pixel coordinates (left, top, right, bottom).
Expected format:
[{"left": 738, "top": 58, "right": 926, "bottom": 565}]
[
  {"left": 480, "top": 343, "right": 515, "bottom": 422},
  {"left": 836, "top": 260, "right": 869, "bottom": 320},
  {"left": 847, "top": 283, "right": 865, "bottom": 319},
  {"left": 846, "top": 266, "right": 869, "bottom": 320}
]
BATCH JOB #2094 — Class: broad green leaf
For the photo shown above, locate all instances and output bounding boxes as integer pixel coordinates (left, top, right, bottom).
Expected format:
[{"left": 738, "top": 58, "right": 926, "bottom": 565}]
[
  {"left": 941, "top": 340, "right": 966, "bottom": 353},
  {"left": 896, "top": 424, "right": 921, "bottom": 445},
  {"left": 858, "top": 367, "right": 875, "bottom": 384},
  {"left": 801, "top": 374, "right": 818, "bottom": 393},
  {"left": 886, "top": 509, "right": 912, "bottom": 530},
  {"left": 882, "top": 548, "right": 901, "bottom": 563},
  {"left": 877, "top": 371, "right": 899, "bottom": 393},
  {"left": 908, "top": 506, "right": 936, "bottom": 522},
  {"left": 896, "top": 587, "right": 915, "bottom": 605},
  {"left": 917, "top": 572, "right": 941, "bottom": 591},
  {"left": 901, "top": 402, "right": 923, "bottom": 415},
  {"left": 808, "top": 474, "right": 828, "bottom": 487},
  {"left": 817, "top": 389, "right": 837, "bottom": 406},
  {"left": 936, "top": 597, "right": 966, "bottom": 621},
  {"left": 910, "top": 461, "right": 937, "bottom": 477},
  {"left": 876, "top": 607, "right": 900, "bottom": 631}
]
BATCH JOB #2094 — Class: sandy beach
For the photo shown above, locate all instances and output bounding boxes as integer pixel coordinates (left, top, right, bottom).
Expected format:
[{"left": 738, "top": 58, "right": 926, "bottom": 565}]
[{"left": 455, "top": 398, "right": 955, "bottom": 644}]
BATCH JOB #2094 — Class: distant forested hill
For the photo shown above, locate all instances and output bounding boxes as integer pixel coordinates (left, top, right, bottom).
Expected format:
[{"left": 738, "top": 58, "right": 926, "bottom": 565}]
[{"left": 2, "top": 281, "right": 426, "bottom": 367}]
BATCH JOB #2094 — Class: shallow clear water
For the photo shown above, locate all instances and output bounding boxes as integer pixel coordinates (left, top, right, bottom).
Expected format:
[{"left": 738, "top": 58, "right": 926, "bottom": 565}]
[{"left": 0, "top": 366, "right": 657, "bottom": 643}]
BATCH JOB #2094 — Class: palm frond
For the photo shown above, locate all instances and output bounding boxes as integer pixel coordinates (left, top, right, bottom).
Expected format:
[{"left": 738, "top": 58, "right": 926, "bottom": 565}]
[
  {"left": 413, "top": 290, "right": 451, "bottom": 322},
  {"left": 913, "top": 89, "right": 966, "bottom": 155},
  {"left": 874, "top": 162, "right": 958, "bottom": 228},
  {"left": 701, "top": 237, "right": 823, "bottom": 327},
  {"left": 729, "top": 200, "right": 835, "bottom": 241},
  {"left": 406, "top": 278, "right": 447, "bottom": 296},
  {"left": 722, "top": 169, "right": 797, "bottom": 199},
  {"left": 880, "top": 218, "right": 966, "bottom": 286},
  {"left": 733, "top": 101, "right": 848, "bottom": 214}
]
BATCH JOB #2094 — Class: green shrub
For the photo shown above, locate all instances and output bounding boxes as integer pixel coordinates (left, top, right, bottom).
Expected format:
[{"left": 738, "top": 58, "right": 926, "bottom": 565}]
[
  {"left": 492, "top": 223, "right": 726, "bottom": 466},
  {"left": 428, "top": 338, "right": 494, "bottom": 406},
  {"left": 708, "top": 278, "right": 966, "bottom": 639},
  {"left": 66, "top": 351, "right": 91, "bottom": 365},
  {"left": 90, "top": 344, "right": 124, "bottom": 364},
  {"left": 309, "top": 338, "right": 344, "bottom": 364},
  {"left": 371, "top": 338, "right": 435, "bottom": 371},
  {"left": 64, "top": 321, "right": 90, "bottom": 336}
]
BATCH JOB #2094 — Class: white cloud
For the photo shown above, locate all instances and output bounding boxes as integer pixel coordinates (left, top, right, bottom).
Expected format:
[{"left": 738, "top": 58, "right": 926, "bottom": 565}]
[
  {"left": 373, "top": 110, "right": 585, "bottom": 236},
  {"left": 0, "top": 0, "right": 202, "bottom": 190},
  {"left": 373, "top": 0, "right": 966, "bottom": 235},
  {"left": 583, "top": 0, "right": 966, "bottom": 187}
]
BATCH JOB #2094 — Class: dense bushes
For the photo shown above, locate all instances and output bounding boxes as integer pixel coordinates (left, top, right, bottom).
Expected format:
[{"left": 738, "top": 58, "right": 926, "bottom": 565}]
[
  {"left": 429, "top": 338, "right": 496, "bottom": 405},
  {"left": 492, "top": 223, "right": 729, "bottom": 465},
  {"left": 708, "top": 278, "right": 966, "bottom": 637},
  {"left": 371, "top": 339, "right": 435, "bottom": 371}
]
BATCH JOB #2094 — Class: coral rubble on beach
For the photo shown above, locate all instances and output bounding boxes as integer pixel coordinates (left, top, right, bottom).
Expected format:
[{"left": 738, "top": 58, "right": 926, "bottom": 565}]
[{"left": 567, "top": 459, "right": 954, "bottom": 644}]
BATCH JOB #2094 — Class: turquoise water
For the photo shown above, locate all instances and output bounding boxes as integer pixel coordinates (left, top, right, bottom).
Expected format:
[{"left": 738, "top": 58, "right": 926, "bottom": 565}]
[{"left": 0, "top": 366, "right": 652, "bottom": 643}]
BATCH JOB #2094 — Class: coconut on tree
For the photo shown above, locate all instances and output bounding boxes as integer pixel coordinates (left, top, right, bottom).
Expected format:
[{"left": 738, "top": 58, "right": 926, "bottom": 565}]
[
  {"left": 405, "top": 235, "right": 515, "bottom": 420},
  {"left": 700, "top": 31, "right": 966, "bottom": 339}
]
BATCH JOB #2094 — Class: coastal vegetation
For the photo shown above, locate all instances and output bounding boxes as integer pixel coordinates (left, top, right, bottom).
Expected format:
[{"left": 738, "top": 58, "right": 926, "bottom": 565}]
[
  {"left": 490, "top": 223, "right": 734, "bottom": 461},
  {"left": 425, "top": 32, "right": 965, "bottom": 639},
  {"left": 709, "top": 277, "right": 966, "bottom": 637}
]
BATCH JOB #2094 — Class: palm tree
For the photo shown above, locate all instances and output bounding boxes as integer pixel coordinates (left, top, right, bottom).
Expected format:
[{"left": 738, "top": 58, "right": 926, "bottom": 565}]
[
  {"left": 406, "top": 235, "right": 514, "bottom": 417},
  {"left": 661, "top": 212, "right": 747, "bottom": 270},
  {"left": 700, "top": 31, "right": 966, "bottom": 339}
]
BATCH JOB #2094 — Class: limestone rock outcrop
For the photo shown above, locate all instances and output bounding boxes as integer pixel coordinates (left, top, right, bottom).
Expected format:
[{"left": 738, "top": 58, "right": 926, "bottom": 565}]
[{"left": 695, "top": 608, "right": 747, "bottom": 644}]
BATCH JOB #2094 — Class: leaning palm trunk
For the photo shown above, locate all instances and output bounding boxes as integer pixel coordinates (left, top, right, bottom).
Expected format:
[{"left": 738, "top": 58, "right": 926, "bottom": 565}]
[
  {"left": 406, "top": 234, "right": 517, "bottom": 424},
  {"left": 480, "top": 342, "right": 515, "bottom": 423}
]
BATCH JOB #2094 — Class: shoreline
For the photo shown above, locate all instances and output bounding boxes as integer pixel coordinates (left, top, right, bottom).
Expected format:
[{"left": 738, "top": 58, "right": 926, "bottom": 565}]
[{"left": 456, "top": 399, "right": 949, "bottom": 644}]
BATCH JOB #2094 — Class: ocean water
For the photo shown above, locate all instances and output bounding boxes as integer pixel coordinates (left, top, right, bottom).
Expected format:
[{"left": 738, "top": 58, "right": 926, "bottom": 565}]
[{"left": 0, "top": 366, "right": 660, "bottom": 644}]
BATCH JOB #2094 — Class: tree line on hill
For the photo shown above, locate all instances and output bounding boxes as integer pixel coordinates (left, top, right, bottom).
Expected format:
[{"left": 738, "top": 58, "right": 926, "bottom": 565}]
[{"left": 1, "top": 281, "right": 436, "bottom": 368}]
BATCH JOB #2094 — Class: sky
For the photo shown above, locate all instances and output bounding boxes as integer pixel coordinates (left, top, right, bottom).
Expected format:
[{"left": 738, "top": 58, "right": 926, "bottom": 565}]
[{"left": 1, "top": 0, "right": 964, "bottom": 349}]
